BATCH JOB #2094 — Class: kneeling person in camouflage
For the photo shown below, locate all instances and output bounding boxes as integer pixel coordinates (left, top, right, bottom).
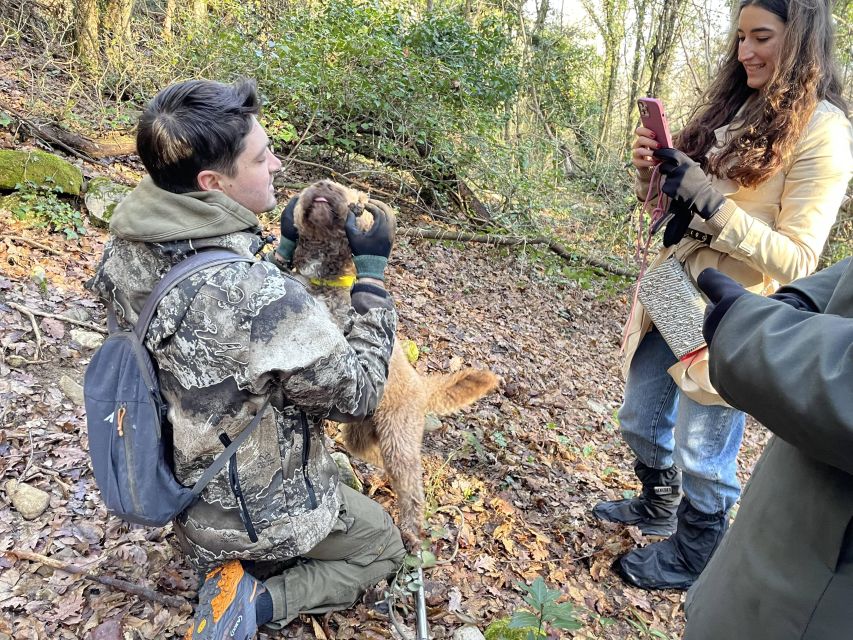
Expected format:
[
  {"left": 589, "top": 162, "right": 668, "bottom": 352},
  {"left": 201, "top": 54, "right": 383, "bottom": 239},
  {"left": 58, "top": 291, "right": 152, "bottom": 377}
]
[{"left": 87, "top": 78, "right": 405, "bottom": 639}]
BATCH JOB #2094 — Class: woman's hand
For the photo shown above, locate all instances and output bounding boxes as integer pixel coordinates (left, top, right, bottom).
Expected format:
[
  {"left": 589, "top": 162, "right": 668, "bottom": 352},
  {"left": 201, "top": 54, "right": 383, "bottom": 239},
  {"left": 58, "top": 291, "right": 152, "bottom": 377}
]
[
  {"left": 632, "top": 125, "right": 662, "bottom": 171},
  {"left": 653, "top": 148, "right": 725, "bottom": 220}
]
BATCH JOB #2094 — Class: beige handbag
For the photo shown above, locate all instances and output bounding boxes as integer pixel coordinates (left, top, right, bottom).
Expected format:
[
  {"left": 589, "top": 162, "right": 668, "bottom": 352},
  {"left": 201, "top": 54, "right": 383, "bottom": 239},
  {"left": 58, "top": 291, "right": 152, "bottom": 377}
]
[{"left": 637, "top": 256, "right": 707, "bottom": 359}]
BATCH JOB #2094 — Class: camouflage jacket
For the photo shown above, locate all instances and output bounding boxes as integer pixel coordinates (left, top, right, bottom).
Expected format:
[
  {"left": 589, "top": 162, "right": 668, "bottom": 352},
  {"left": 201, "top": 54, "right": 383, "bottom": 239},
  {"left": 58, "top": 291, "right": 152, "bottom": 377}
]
[{"left": 86, "top": 179, "right": 396, "bottom": 572}]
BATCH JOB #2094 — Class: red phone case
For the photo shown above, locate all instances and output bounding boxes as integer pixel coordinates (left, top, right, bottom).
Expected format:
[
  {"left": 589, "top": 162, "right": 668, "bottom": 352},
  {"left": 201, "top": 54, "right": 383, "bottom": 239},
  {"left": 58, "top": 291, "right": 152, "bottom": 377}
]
[{"left": 637, "top": 97, "right": 673, "bottom": 149}]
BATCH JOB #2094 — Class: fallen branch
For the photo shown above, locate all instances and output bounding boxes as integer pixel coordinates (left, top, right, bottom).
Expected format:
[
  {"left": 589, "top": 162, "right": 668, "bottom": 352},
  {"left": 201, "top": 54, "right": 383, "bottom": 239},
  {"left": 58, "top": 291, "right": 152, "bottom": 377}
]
[
  {"left": 1, "top": 235, "right": 62, "bottom": 255},
  {"left": 8, "top": 301, "right": 43, "bottom": 359},
  {"left": 5, "top": 549, "right": 190, "bottom": 609},
  {"left": 6, "top": 302, "right": 109, "bottom": 334},
  {"left": 398, "top": 227, "right": 637, "bottom": 278}
]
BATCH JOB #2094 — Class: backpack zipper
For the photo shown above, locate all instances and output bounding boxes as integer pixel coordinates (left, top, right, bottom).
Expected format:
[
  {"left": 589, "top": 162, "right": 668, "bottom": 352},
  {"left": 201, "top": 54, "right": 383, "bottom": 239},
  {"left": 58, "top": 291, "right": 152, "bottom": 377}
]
[
  {"left": 118, "top": 403, "right": 142, "bottom": 514},
  {"left": 299, "top": 412, "right": 318, "bottom": 509},
  {"left": 219, "top": 433, "right": 258, "bottom": 542}
]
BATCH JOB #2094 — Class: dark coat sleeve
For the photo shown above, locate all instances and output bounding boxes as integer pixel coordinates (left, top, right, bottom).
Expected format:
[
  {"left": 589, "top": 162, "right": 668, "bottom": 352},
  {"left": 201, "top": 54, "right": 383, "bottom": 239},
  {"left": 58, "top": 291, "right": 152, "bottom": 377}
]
[
  {"left": 708, "top": 259, "right": 853, "bottom": 475},
  {"left": 773, "top": 257, "right": 852, "bottom": 312}
]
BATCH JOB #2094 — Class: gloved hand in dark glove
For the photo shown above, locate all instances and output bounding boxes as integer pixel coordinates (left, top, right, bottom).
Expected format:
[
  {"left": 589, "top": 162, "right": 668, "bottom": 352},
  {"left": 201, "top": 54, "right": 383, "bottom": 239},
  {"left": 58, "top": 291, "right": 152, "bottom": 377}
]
[
  {"left": 769, "top": 290, "right": 819, "bottom": 312},
  {"left": 697, "top": 268, "right": 751, "bottom": 345},
  {"left": 345, "top": 201, "right": 396, "bottom": 281},
  {"left": 661, "top": 200, "right": 694, "bottom": 248},
  {"left": 654, "top": 148, "right": 726, "bottom": 220},
  {"left": 275, "top": 195, "right": 300, "bottom": 267}
]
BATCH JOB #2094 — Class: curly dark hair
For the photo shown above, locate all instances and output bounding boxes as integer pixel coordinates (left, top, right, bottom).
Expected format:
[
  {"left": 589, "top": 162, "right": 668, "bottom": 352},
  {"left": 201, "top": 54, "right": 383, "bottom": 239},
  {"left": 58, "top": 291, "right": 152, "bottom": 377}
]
[
  {"left": 676, "top": 0, "right": 847, "bottom": 189},
  {"left": 136, "top": 78, "right": 260, "bottom": 194}
]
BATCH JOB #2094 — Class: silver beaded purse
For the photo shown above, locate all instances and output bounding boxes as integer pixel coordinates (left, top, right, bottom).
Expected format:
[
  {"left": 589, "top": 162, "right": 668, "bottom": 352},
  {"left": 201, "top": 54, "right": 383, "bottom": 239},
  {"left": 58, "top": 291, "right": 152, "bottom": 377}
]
[{"left": 637, "top": 256, "right": 707, "bottom": 359}]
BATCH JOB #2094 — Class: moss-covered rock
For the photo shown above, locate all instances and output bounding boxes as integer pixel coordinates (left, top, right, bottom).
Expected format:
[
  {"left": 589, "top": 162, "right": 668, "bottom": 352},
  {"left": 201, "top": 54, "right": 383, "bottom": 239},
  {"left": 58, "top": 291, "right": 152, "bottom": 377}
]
[
  {"left": 84, "top": 177, "right": 132, "bottom": 228},
  {"left": 484, "top": 619, "right": 536, "bottom": 640},
  {"left": 0, "top": 149, "right": 83, "bottom": 195}
]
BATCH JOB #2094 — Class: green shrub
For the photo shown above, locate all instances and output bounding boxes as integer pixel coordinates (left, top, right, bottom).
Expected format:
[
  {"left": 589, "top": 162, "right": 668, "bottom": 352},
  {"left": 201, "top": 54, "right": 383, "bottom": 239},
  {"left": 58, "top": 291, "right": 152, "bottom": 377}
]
[{"left": 12, "top": 180, "right": 86, "bottom": 240}]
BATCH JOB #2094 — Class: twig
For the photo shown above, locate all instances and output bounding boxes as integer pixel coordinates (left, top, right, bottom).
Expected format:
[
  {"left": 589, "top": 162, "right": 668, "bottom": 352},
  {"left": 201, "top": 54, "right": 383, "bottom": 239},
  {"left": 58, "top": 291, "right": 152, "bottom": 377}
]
[
  {"left": 5, "top": 549, "right": 190, "bottom": 609},
  {"left": 8, "top": 301, "right": 43, "bottom": 358},
  {"left": 281, "top": 109, "right": 316, "bottom": 166},
  {"left": 0, "top": 235, "right": 61, "bottom": 255},
  {"left": 398, "top": 227, "right": 637, "bottom": 278},
  {"left": 19, "top": 425, "right": 36, "bottom": 483},
  {"left": 430, "top": 505, "right": 463, "bottom": 566},
  {"left": 6, "top": 302, "right": 108, "bottom": 334}
]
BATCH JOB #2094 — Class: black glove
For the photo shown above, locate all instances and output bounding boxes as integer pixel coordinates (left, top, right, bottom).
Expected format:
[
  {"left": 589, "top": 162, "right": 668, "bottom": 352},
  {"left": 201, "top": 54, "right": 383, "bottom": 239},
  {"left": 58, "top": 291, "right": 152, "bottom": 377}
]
[
  {"left": 275, "top": 195, "right": 300, "bottom": 266},
  {"left": 654, "top": 148, "right": 726, "bottom": 220},
  {"left": 345, "top": 202, "right": 395, "bottom": 280},
  {"left": 697, "top": 268, "right": 750, "bottom": 345},
  {"left": 661, "top": 200, "right": 694, "bottom": 248}
]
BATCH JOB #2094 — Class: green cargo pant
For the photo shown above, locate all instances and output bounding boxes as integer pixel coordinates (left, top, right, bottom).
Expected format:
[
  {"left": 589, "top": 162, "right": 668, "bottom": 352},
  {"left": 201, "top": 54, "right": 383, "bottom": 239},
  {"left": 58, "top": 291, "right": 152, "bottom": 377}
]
[{"left": 254, "top": 484, "right": 406, "bottom": 627}]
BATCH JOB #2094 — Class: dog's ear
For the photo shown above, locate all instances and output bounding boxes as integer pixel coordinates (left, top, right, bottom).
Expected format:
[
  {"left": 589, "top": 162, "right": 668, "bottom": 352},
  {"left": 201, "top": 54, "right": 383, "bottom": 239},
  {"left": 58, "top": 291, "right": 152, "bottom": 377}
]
[{"left": 292, "top": 192, "right": 308, "bottom": 231}]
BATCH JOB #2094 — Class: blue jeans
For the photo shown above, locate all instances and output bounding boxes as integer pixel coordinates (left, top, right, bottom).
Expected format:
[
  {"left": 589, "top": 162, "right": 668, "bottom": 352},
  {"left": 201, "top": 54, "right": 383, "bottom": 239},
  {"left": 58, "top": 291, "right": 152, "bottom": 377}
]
[{"left": 618, "top": 329, "right": 745, "bottom": 515}]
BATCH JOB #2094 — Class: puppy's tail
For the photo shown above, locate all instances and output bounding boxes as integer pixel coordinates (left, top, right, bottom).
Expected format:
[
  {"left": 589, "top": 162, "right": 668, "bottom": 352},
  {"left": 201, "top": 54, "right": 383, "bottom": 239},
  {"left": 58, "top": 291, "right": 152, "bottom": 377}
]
[{"left": 423, "top": 369, "right": 500, "bottom": 416}]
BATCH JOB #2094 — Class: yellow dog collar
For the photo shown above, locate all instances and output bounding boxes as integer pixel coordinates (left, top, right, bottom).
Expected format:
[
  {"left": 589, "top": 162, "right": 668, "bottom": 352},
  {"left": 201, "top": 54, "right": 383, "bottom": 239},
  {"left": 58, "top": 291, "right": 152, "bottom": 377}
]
[{"left": 309, "top": 275, "right": 356, "bottom": 288}]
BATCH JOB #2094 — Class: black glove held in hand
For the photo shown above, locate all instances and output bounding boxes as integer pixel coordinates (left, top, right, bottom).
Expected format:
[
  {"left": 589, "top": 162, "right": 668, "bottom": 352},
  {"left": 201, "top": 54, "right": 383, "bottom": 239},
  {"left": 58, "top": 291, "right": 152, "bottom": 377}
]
[
  {"left": 345, "top": 202, "right": 395, "bottom": 280},
  {"left": 654, "top": 148, "right": 726, "bottom": 220},
  {"left": 662, "top": 200, "right": 694, "bottom": 248},
  {"left": 275, "top": 195, "right": 300, "bottom": 266},
  {"left": 696, "top": 268, "right": 750, "bottom": 345}
]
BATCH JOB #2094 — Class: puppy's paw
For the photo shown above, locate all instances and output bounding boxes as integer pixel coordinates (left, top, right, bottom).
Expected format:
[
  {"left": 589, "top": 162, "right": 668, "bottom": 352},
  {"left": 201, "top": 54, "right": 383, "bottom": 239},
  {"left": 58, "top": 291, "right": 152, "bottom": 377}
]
[{"left": 401, "top": 525, "right": 424, "bottom": 554}]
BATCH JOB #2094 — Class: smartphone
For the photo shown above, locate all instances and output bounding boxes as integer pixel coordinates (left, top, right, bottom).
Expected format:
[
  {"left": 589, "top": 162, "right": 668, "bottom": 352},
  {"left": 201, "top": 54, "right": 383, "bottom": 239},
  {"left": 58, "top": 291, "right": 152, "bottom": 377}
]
[{"left": 637, "top": 97, "right": 673, "bottom": 149}]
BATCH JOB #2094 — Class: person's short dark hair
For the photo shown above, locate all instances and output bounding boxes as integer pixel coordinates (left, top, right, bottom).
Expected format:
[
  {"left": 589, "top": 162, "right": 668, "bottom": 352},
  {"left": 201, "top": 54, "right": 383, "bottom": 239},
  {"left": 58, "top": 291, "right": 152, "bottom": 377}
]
[{"left": 136, "top": 78, "right": 260, "bottom": 194}]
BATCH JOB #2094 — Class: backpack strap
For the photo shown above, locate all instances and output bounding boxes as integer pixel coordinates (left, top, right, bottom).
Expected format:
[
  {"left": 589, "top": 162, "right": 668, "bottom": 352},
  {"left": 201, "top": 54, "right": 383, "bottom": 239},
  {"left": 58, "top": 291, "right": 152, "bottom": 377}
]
[
  {"left": 134, "top": 249, "right": 254, "bottom": 340},
  {"left": 189, "top": 398, "right": 270, "bottom": 497},
  {"left": 132, "top": 249, "right": 270, "bottom": 498}
]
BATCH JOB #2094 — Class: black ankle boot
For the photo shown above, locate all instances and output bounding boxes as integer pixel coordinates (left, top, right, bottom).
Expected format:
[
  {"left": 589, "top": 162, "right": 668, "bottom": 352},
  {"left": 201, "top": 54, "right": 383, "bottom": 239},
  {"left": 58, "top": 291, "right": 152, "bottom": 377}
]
[
  {"left": 592, "top": 461, "right": 681, "bottom": 537},
  {"left": 613, "top": 498, "right": 728, "bottom": 590}
]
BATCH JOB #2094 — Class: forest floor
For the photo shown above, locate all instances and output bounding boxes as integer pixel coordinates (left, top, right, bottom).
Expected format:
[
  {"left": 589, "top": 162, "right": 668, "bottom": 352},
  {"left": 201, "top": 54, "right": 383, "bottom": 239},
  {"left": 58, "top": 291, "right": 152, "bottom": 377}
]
[{"left": 0, "top": 41, "right": 770, "bottom": 640}]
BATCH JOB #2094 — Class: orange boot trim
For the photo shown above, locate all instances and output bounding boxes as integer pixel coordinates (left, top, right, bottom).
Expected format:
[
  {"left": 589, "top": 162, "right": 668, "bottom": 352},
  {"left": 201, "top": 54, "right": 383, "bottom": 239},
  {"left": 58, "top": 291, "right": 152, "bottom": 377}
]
[{"left": 209, "top": 560, "right": 245, "bottom": 622}]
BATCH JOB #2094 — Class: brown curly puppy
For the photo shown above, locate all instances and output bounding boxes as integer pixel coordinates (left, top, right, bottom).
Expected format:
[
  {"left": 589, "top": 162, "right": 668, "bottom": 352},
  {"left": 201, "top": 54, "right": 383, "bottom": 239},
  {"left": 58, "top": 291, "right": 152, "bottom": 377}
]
[{"left": 291, "top": 179, "right": 500, "bottom": 550}]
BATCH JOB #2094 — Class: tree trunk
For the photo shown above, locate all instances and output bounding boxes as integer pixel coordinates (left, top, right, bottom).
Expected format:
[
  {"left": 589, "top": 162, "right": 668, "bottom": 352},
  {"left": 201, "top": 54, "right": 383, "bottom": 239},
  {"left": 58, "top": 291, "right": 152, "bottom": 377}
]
[
  {"left": 102, "top": 0, "right": 135, "bottom": 68},
  {"left": 163, "top": 0, "right": 176, "bottom": 39},
  {"left": 192, "top": 0, "right": 207, "bottom": 25},
  {"left": 74, "top": 0, "right": 100, "bottom": 74},
  {"left": 533, "top": 0, "right": 549, "bottom": 34},
  {"left": 646, "top": 0, "right": 686, "bottom": 98},
  {"left": 623, "top": 0, "right": 651, "bottom": 155},
  {"left": 581, "top": 0, "right": 627, "bottom": 150}
]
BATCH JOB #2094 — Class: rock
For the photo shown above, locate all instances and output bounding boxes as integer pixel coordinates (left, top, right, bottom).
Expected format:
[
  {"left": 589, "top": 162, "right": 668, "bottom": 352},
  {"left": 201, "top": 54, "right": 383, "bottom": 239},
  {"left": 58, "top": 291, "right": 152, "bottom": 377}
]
[
  {"left": 84, "top": 177, "right": 131, "bottom": 228},
  {"left": 0, "top": 149, "right": 83, "bottom": 195},
  {"left": 453, "top": 626, "right": 486, "bottom": 640},
  {"left": 70, "top": 329, "right": 104, "bottom": 350},
  {"left": 423, "top": 414, "right": 443, "bottom": 433},
  {"left": 4, "top": 355, "right": 28, "bottom": 367},
  {"left": 5, "top": 480, "right": 50, "bottom": 520},
  {"left": 331, "top": 452, "right": 363, "bottom": 492},
  {"left": 59, "top": 374, "right": 85, "bottom": 406},
  {"left": 63, "top": 308, "right": 91, "bottom": 322}
]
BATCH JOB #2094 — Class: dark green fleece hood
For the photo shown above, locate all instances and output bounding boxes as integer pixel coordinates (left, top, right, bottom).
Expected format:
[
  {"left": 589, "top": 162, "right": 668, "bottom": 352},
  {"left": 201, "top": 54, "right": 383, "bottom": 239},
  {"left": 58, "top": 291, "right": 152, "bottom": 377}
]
[{"left": 110, "top": 176, "right": 262, "bottom": 242}]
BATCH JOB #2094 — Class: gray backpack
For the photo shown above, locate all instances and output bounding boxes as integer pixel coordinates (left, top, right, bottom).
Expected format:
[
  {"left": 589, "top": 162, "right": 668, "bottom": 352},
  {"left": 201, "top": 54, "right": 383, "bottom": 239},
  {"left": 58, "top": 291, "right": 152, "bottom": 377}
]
[{"left": 83, "top": 250, "right": 267, "bottom": 527}]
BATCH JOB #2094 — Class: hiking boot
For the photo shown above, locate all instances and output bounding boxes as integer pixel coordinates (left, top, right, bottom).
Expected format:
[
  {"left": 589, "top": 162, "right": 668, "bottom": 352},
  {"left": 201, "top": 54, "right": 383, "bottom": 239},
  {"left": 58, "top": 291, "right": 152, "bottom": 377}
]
[
  {"left": 593, "top": 461, "right": 681, "bottom": 537},
  {"left": 613, "top": 498, "right": 728, "bottom": 591},
  {"left": 185, "top": 560, "right": 265, "bottom": 640}
]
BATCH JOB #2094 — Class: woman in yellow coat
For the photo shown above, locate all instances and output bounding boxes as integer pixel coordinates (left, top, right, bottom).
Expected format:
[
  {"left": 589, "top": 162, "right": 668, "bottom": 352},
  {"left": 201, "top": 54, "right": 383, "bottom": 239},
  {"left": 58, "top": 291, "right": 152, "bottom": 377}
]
[{"left": 593, "top": 0, "right": 853, "bottom": 590}]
